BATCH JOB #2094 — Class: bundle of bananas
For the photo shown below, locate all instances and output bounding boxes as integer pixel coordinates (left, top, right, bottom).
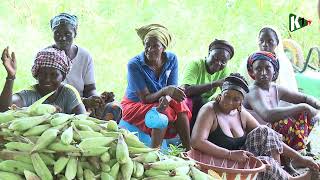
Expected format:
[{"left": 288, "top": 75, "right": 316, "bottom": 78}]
[{"left": 0, "top": 95, "right": 217, "bottom": 180}]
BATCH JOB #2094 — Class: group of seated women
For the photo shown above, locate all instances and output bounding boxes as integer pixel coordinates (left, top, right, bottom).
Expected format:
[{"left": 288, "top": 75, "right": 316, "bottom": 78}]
[{"left": 1, "top": 13, "right": 320, "bottom": 180}]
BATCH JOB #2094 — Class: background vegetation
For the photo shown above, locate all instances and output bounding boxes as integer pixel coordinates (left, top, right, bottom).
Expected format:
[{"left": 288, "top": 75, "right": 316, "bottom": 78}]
[{"left": 0, "top": 0, "right": 318, "bottom": 99}]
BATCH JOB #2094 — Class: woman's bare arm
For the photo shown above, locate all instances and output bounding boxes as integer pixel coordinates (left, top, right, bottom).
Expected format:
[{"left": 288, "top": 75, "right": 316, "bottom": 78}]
[{"left": 191, "top": 103, "right": 230, "bottom": 159}]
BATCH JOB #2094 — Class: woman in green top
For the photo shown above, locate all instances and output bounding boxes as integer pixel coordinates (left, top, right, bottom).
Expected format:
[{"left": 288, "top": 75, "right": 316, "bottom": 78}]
[
  {"left": 181, "top": 39, "right": 234, "bottom": 131},
  {"left": 0, "top": 47, "right": 86, "bottom": 114}
]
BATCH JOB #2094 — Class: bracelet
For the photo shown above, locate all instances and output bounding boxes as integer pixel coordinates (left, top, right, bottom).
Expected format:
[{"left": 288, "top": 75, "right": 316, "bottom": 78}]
[{"left": 6, "top": 76, "right": 15, "bottom": 81}]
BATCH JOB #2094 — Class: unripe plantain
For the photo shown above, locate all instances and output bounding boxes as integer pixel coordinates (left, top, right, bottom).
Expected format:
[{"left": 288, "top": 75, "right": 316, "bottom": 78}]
[
  {"left": 116, "top": 134, "right": 130, "bottom": 164},
  {"left": 54, "top": 156, "right": 70, "bottom": 175},
  {"left": 101, "top": 172, "right": 114, "bottom": 180},
  {"left": 0, "top": 160, "right": 35, "bottom": 175},
  {"left": 23, "top": 124, "right": 51, "bottom": 136},
  {"left": 24, "top": 169, "right": 40, "bottom": 180},
  {"left": 0, "top": 171, "right": 23, "bottom": 180},
  {"left": 100, "top": 151, "right": 111, "bottom": 163},
  {"left": 65, "top": 156, "right": 77, "bottom": 180},
  {"left": 144, "top": 169, "right": 170, "bottom": 177},
  {"left": 147, "top": 159, "right": 191, "bottom": 171},
  {"left": 128, "top": 146, "right": 157, "bottom": 154},
  {"left": 81, "top": 147, "right": 109, "bottom": 156},
  {"left": 190, "top": 166, "right": 214, "bottom": 180},
  {"left": 9, "top": 114, "right": 50, "bottom": 131},
  {"left": 72, "top": 119, "right": 101, "bottom": 131},
  {"left": 109, "top": 162, "right": 120, "bottom": 179},
  {"left": 106, "top": 120, "right": 119, "bottom": 131},
  {"left": 5, "top": 142, "right": 33, "bottom": 152},
  {"left": 50, "top": 113, "right": 72, "bottom": 126},
  {"left": 61, "top": 126, "right": 73, "bottom": 145},
  {"left": 78, "top": 137, "right": 115, "bottom": 149},
  {"left": 29, "top": 104, "right": 56, "bottom": 116},
  {"left": 100, "top": 163, "right": 111, "bottom": 172},
  {"left": 32, "top": 128, "right": 59, "bottom": 152},
  {"left": 31, "top": 153, "right": 53, "bottom": 180},
  {"left": 132, "top": 151, "right": 159, "bottom": 163},
  {"left": 83, "top": 169, "right": 95, "bottom": 180},
  {"left": 121, "top": 159, "right": 133, "bottom": 180},
  {"left": 48, "top": 142, "right": 80, "bottom": 153},
  {"left": 76, "top": 160, "right": 84, "bottom": 180},
  {"left": 0, "top": 112, "right": 15, "bottom": 123},
  {"left": 133, "top": 161, "right": 144, "bottom": 178}
]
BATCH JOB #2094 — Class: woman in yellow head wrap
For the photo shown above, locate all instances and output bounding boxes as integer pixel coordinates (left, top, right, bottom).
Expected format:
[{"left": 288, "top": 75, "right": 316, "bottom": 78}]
[{"left": 120, "top": 24, "right": 192, "bottom": 150}]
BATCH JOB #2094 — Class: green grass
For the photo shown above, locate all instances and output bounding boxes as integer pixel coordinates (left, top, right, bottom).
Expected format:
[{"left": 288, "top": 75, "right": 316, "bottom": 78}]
[{"left": 0, "top": 0, "right": 319, "bottom": 100}]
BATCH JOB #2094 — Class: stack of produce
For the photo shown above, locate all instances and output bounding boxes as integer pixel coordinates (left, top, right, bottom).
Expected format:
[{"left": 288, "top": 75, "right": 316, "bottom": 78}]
[{"left": 0, "top": 94, "right": 217, "bottom": 180}]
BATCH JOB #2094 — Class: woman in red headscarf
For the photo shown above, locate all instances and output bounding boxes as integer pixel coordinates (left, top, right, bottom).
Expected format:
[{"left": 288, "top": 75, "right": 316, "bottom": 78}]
[
  {"left": 243, "top": 51, "right": 320, "bottom": 151},
  {"left": 0, "top": 47, "right": 86, "bottom": 114}
]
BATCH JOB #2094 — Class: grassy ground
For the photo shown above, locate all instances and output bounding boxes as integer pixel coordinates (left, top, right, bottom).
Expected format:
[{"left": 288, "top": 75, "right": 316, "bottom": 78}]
[{"left": 0, "top": 0, "right": 319, "bottom": 153}]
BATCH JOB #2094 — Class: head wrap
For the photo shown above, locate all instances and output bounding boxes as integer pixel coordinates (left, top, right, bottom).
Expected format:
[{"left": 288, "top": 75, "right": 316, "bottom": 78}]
[
  {"left": 50, "top": 13, "right": 78, "bottom": 31},
  {"left": 208, "top": 39, "right": 234, "bottom": 58},
  {"left": 222, "top": 74, "right": 249, "bottom": 97},
  {"left": 247, "top": 51, "right": 279, "bottom": 81},
  {"left": 31, "top": 47, "right": 72, "bottom": 78},
  {"left": 136, "top": 24, "right": 172, "bottom": 48}
]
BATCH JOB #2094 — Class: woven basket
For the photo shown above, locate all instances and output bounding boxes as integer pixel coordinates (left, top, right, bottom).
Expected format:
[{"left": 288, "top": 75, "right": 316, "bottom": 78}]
[{"left": 183, "top": 149, "right": 266, "bottom": 180}]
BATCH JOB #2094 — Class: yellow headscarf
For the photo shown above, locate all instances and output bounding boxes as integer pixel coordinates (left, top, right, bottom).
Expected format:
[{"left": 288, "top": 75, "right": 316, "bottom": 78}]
[{"left": 136, "top": 24, "right": 172, "bottom": 48}]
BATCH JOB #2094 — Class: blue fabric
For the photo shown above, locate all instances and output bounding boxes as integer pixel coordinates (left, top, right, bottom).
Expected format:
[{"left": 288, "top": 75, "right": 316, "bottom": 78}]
[
  {"left": 145, "top": 107, "right": 168, "bottom": 129},
  {"left": 125, "top": 51, "right": 178, "bottom": 102},
  {"left": 119, "top": 119, "right": 168, "bottom": 150}
]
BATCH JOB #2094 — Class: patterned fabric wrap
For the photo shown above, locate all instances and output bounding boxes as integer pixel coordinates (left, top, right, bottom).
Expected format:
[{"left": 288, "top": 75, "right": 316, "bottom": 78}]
[
  {"left": 50, "top": 13, "right": 78, "bottom": 30},
  {"left": 90, "top": 102, "right": 122, "bottom": 123},
  {"left": 244, "top": 126, "right": 289, "bottom": 180},
  {"left": 31, "top": 47, "right": 72, "bottom": 78},
  {"left": 271, "top": 112, "right": 319, "bottom": 151},
  {"left": 136, "top": 24, "right": 172, "bottom": 48},
  {"left": 247, "top": 51, "right": 279, "bottom": 81}
]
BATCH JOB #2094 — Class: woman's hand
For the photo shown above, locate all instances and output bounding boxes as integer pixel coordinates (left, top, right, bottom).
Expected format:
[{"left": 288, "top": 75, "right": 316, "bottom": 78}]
[
  {"left": 1, "top": 47, "right": 16, "bottom": 78},
  {"left": 293, "top": 156, "right": 320, "bottom": 171},
  {"left": 157, "top": 95, "right": 171, "bottom": 112},
  {"left": 162, "top": 85, "right": 186, "bottom": 102},
  {"left": 212, "top": 78, "right": 225, "bottom": 88},
  {"left": 101, "top": 92, "right": 115, "bottom": 104},
  {"left": 229, "top": 150, "right": 254, "bottom": 162},
  {"left": 299, "top": 103, "right": 319, "bottom": 117}
]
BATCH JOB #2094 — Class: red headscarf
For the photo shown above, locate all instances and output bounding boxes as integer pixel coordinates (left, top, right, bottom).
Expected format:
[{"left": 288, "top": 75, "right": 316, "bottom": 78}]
[
  {"left": 31, "top": 47, "right": 72, "bottom": 78},
  {"left": 247, "top": 51, "right": 279, "bottom": 81}
]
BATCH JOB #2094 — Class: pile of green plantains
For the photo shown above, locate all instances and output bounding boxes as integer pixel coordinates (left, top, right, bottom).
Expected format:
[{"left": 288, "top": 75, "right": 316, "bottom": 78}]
[{"left": 0, "top": 94, "right": 215, "bottom": 180}]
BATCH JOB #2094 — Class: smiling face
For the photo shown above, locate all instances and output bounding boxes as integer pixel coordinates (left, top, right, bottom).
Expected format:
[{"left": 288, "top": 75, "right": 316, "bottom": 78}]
[
  {"left": 144, "top": 37, "right": 165, "bottom": 61},
  {"left": 219, "top": 89, "right": 243, "bottom": 113},
  {"left": 252, "top": 60, "right": 274, "bottom": 84},
  {"left": 205, "top": 49, "right": 231, "bottom": 74},
  {"left": 37, "top": 67, "right": 64, "bottom": 93},
  {"left": 258, "top": 29, "right": 278, "bottom": 53},
  {"left": 53, "top": 23, "right": 76, "bottom": 50}
]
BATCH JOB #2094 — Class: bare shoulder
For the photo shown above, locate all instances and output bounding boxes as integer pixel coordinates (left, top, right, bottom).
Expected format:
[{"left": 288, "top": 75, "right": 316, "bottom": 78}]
[{"left": 198, "top": 101, "right": 216, "bottom": 119}]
